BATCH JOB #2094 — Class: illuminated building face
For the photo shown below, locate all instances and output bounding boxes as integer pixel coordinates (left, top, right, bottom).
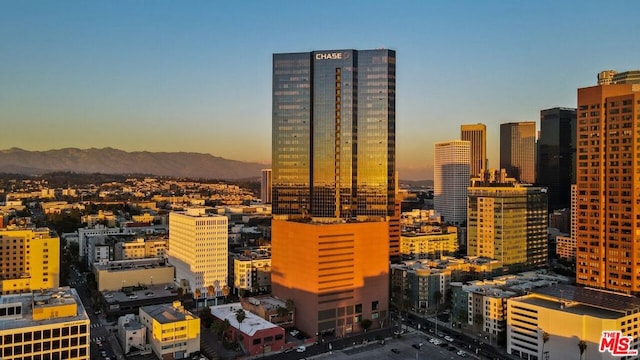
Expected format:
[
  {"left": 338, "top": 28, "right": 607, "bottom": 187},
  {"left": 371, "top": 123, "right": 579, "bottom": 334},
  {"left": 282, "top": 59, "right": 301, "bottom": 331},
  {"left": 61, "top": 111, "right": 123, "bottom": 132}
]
[{"left": 272, "top": 49, "right": 396, "bottom": 218}]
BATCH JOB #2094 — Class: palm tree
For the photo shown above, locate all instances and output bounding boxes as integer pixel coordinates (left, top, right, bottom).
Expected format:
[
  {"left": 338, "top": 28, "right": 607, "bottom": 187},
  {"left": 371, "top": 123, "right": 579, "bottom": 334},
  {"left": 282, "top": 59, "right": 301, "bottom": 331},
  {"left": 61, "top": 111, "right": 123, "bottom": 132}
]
[
  {"left": 194, "top": 288, "right": 201, "bottom": 310},
  {"left": 235, "top": 308, "right": 246, "bottom": 335},
  {"left": 222, "top": 285, "right": 230, "bottom": 303},
  {"left": 206, "top": 285, "right": 215, "bottom": 307},
  {"left": 578, "top": 340, "right": 587, "bottom": 360}
]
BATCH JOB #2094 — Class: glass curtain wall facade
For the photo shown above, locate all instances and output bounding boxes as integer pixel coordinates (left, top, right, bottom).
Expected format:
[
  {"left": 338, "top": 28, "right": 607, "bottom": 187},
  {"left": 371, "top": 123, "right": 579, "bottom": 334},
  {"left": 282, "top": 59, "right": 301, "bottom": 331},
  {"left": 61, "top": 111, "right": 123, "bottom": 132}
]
[
  {"left": 500, "top": 122, "right": 536, "bottom": 184},
  {"left": 272, "top": 49, "right": 396, "bottom": 219},
  {"left": 536, "top": 108, "right": 576, "bottom": 211}
]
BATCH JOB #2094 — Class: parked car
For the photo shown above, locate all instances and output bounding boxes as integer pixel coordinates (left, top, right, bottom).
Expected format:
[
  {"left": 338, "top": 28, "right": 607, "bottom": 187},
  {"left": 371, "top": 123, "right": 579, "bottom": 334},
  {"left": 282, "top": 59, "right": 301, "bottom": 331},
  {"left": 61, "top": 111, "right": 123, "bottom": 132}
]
[
  {"left": 457, "top": 350, "right": 468, "bottom": 357},
  {"left": 296, "top": 346, "right": 306, "bottom": 353},
  {"left": 391, "top": 348, "right": 400, "bottom": 354},
  {"left": 444, "top": 335, "right": 454, "bottom": 342},
  {"left": 412, "top": 343, "right": 423, "bottom": 349},
  {"left": 289, "top": 329, "right": 300, "bottom": 337}
]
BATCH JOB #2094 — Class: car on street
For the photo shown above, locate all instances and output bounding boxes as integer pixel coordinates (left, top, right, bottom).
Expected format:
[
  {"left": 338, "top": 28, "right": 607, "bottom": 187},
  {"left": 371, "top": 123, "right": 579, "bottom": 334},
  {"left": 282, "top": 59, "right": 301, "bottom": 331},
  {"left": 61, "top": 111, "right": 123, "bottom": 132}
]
[
  {"left": 444, "top": 335, "right": 454, "bottom": 342},
  {"left": 457, "top": 350, "right": 468, "bottom": 357},
  {"left": 412, "top": 343, "right": 423, "bottom": 349},
  {"left": 296, "top": 345, "right": 306, "bottom": 353},
  {"left": 391, "top": 348, "right": 400, "bottom": 354}
]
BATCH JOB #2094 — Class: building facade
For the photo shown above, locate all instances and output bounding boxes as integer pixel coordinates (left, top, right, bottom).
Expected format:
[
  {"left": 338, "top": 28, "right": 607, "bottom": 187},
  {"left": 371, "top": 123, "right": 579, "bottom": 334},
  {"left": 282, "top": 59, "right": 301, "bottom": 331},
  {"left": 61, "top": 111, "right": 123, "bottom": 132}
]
[
  {"left": 400, "top": 230, "right": 458, "bottom": 259},
  {"left": 575, "top": 83, "right": 640, "bottom": 294},
  {"left": 139, "top": 301, "right": 200, "bottom": 360},
  {"left": 271, "top": 49, "right": 395, "bottom": 337},
  {"left": 0, "top": 288, "right": 90, "bottom": 360},
  {"left": 537, "top": 108, "right": 576, "bottom": 210},
  {"left": 461, "top": 123, "right": 487, "bottom": 178},
  {"left": 210, "top": 303, "right": 286, "bottom": 357},
  {"left": 434, "top": 140, "right": 470, "bottom": 225},
  {"left": 467, "top": 185, "right": 548, "bottom": 270},
  {"left": 272, "top": 49, "right": 395, "bottom": 218},
  {"left": 0, "top": 228, "right": 60, "bottom": 294},
  {"left": 272, "top": 220, "right": 389, "bottom": 337},
  {"left": 168, "top": 208, "right": 228, "bottom": 298},
  {"left": 507, "top": 285, "right": 640, "bottom": 360},
  {"left": 500, "top": 122, "right": 536, "bottom": 184}
]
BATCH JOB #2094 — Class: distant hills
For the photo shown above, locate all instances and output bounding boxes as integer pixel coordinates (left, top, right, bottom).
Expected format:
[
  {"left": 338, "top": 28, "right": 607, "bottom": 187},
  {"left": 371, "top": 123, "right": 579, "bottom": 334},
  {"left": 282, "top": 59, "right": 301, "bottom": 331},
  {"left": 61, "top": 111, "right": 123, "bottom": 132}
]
[
  {"left": 0, "top": 148, "right": 266, "bottom": 180},
  {"left": 0, "top": 148, "right": 433, "bottom": 182}
]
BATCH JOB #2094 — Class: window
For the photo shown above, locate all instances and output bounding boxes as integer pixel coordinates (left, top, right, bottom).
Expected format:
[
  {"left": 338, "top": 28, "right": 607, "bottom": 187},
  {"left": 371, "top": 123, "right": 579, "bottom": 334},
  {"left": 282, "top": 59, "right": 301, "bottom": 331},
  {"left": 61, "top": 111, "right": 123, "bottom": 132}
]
[
  {"left": 355, "top": 304, "right": 362, "bottom": 313},
  {"left": 372, "top": 301, "right": 379, "bottom": 311}
]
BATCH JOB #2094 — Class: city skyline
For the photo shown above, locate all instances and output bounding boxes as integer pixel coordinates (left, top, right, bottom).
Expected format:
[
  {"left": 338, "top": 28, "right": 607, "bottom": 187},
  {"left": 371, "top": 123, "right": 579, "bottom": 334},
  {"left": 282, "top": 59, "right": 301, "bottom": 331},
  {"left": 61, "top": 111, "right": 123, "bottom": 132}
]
[{"left": 2, "top": 1, "right": 640, "bottom": 180}]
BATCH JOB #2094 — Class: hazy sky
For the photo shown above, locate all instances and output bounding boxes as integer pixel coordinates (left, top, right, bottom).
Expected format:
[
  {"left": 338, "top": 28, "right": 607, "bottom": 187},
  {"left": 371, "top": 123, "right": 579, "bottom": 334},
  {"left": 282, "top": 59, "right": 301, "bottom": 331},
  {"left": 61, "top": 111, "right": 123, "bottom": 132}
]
[{"left": 2, "top": 1, "right": 639, "bottom": 180}]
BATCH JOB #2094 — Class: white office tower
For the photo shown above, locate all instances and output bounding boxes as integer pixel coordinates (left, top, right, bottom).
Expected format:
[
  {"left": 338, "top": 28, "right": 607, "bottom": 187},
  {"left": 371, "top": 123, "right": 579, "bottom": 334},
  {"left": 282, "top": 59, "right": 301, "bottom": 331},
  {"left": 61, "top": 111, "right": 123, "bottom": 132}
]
[
  {"left": 434, "top": 140, "right": 470, "bottom": 225},
  {"left": 168, "top": 208, "right": 228, "bottom": 298}
]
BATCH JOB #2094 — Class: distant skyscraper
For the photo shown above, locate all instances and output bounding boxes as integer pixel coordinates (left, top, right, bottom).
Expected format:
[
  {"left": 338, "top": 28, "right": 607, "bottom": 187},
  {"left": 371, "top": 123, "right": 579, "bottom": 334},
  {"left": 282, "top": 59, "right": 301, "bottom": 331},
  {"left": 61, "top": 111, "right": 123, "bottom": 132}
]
[
  {"left": 500, "top": 122, "right": 536, "bottom": 183},
  {"left": 434, "top": 140, "right": 470, "bottom": 225},
  {"left": 467, "top": 177, "right": 548, "bottom": 270},
  {"left": 537, "top": 107, "right": 576, "bottom": 210},
  {"left": 575, "top": 83, "right": 640, "bottom": 294},
  {"left": 271, "top": 49, "right": 395, "bottom": 337},
  {"left": 461, "top": 123, "right": 487, "bottom": 177},
  {"left": 260, "top": 168, "right": 272, "bottom": 204},
  {"left": 597, "top": 69, "right": 640, "bottom": 85},
  {"left": 168, "top": 208, "right": 228, "bottom": 299}
]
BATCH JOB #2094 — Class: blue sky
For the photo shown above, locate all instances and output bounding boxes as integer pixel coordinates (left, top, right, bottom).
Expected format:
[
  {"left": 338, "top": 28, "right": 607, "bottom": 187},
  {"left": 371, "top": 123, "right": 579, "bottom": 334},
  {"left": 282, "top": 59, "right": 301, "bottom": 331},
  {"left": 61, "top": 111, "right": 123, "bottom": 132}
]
[{"left": 1, "top": 1, "right": 639, "bottom": 180}]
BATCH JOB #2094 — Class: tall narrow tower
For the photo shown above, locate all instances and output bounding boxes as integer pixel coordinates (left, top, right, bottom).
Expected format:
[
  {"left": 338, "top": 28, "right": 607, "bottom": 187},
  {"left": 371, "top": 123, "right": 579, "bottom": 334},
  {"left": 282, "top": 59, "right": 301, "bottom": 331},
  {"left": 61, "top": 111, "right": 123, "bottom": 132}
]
[
  {"left": 461, "top": 123, "right": 487, "bottom": 178},
  {"left": 537, "top": 108, "right": 576, "bottom": 210},
  {"left": 500, "top": 122, "right": 536, "bottom": 183},
  {"left": 271, "top": 49, "right": 395, "bottom": 336},
  {"left": 575, "top": 83, "right": 640, "bottom": 294}
]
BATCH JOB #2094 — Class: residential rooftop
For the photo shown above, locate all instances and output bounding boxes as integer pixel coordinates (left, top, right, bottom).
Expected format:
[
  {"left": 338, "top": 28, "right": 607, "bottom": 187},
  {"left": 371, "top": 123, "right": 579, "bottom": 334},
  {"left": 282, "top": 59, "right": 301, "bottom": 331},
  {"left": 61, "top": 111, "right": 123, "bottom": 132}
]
[
  {"left": 210, "top": 302, "right": 281, "bottom": 336},
  {"left": 140, "top": 302, "right": 196, "bottom": 324},
  {"left": 0, "top": 287, "right": 89, "bottom": 331}
]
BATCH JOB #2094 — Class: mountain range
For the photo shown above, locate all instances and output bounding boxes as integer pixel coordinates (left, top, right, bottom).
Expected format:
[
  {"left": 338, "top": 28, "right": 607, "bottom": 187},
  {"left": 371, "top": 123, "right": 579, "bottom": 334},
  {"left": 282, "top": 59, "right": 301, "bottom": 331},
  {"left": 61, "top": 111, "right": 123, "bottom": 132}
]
[{"left": 0, "top": 148, "right": 266, "bottom": 180}]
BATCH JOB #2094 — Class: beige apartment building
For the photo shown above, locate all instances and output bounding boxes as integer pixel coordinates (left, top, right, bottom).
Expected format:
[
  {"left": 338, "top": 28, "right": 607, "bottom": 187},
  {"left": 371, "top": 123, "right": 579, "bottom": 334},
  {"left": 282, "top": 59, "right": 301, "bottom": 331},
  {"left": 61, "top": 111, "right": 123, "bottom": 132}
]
[
  {"left": 114, "top": 237, "right": 167, "bottom": 260},
  {"left": 507, "top": 285, "right": 640, "bottom": 360}
]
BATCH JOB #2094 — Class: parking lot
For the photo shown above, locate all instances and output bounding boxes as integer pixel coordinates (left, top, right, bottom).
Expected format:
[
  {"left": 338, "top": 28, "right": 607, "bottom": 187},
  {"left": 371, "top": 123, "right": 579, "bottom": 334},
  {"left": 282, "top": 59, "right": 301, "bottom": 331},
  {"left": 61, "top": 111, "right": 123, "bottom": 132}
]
[{"left": 308, "top": 331, "right": 474, "bottom": 360}]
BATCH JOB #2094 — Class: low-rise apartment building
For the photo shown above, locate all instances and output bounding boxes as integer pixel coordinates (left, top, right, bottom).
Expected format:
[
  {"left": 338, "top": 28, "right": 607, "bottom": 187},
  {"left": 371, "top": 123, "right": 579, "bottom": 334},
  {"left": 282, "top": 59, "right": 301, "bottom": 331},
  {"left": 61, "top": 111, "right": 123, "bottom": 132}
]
[
  {"left": 139, "top": 301, "right": 200, "bottom": 360},
  {"left": 0, "top": 287, "right": 90, "bottom": 359}
]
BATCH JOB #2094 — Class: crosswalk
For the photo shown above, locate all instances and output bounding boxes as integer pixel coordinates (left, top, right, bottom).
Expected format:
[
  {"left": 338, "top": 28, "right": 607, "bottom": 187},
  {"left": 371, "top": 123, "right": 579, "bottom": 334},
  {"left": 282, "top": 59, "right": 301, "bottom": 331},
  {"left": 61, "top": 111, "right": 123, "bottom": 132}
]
[
  {"left": 92, "top": 336, "right": 105, "bottom": 343},
  {"left": 91, "top": 323, "right": 101, "bottom": 329}
]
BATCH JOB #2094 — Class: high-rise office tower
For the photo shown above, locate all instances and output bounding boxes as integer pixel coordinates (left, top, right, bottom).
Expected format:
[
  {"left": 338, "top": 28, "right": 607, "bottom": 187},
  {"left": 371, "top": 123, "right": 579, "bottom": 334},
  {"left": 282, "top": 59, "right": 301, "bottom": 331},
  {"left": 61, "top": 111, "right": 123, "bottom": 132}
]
[
  {"left": 0, "top": 228, "right": 60, "bottom": 294},
  {"left": 168, "top": 208, "right": 228, "bottom": 299},
  {"left": 434, "top": 140, "right": 470, "bottom": 225},
  {"left": 537, "top": 108, "right": 576, "bottom": 210},
  {"left": 271, "top": 49, "right": 395, "bottom": 337},
  {"left": 500, "top": 122, "right": 536, "bottom": 184},
  {"left": 260, "top": 168, "right": 272, "bottom": 204},
  {"left": 467, "top": 175, "right": 548, "bottom": 270},
  {"left": 272, "top": 49, "right": 395, "bottom": 219},
  {"left": 575, "top": 83, "right": 640, "bottom": 294},
  {"left": 461, "top": 123, "right": 487, "bottom": 177}
]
